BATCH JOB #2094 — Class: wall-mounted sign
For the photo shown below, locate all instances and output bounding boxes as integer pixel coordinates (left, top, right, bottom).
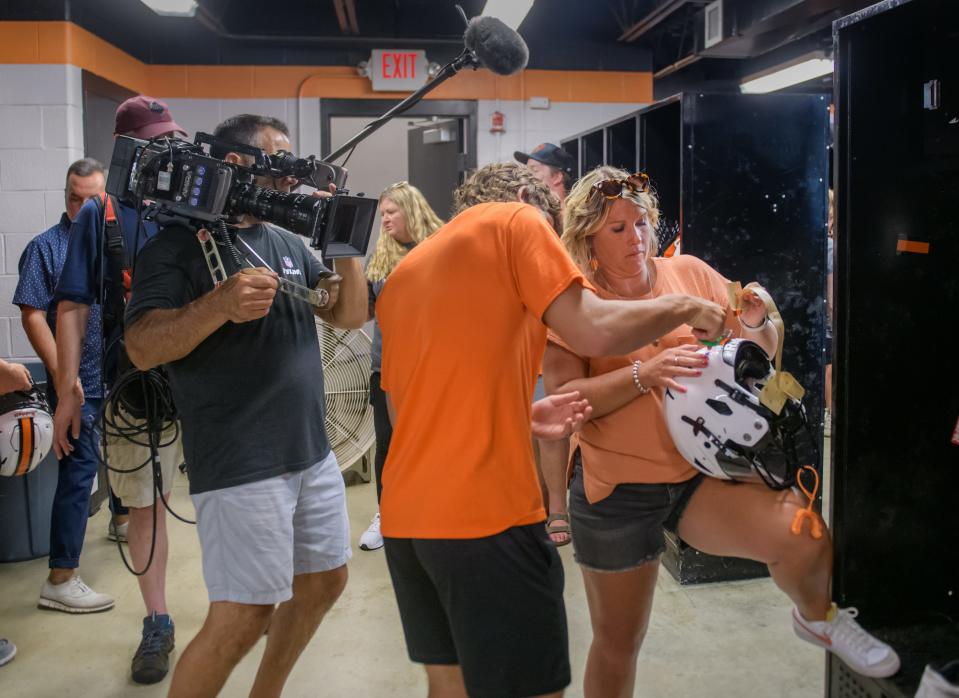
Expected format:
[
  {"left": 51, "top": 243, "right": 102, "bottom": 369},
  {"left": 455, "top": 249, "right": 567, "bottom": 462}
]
[{"left": 370, "top": 50, "right": 429, "bottom": 91}]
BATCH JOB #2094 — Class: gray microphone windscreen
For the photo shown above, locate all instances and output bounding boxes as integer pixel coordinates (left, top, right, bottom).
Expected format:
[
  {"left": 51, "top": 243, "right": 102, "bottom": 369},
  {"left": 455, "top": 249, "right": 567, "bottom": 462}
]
[{"left": 463, "top": 16, "right": 529, "bottom": 76}]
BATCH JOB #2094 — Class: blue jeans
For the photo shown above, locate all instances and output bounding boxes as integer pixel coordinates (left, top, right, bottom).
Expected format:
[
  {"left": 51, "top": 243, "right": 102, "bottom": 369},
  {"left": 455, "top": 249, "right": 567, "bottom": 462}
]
[{"left": 48, "top": 397, "right": 103, "bottom": 569}]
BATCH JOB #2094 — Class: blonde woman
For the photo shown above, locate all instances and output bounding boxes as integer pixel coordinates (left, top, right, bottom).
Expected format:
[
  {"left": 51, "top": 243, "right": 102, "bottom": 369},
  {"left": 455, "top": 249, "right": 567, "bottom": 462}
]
[
  {"left": 542, "top": 166, "right": 899, "bottom": 697},
  {"left": 359, "top": 182, "right": 444, "bottom": 551}
]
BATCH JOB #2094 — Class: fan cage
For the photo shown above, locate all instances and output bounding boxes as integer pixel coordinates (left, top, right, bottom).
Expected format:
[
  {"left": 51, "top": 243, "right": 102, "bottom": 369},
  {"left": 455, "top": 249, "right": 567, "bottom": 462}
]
[{"left": 317, "top": 322, "right": 375, "bottom": 472}]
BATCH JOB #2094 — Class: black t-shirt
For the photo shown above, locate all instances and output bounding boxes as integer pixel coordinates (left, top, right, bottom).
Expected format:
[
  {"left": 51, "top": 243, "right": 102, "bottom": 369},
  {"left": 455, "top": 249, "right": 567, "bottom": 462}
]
[{"left": 125, "top": 222, "right": 330, "bottom": 494}]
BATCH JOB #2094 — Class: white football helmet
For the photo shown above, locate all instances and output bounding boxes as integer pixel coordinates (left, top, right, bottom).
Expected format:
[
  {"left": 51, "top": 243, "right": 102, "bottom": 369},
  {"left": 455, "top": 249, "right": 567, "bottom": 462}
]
[
  {"left": 0, "top": 387, "right": 54, "bottom": 477},
  {"left": 663, "top": 339, "right": 811, "bottom": 489}
]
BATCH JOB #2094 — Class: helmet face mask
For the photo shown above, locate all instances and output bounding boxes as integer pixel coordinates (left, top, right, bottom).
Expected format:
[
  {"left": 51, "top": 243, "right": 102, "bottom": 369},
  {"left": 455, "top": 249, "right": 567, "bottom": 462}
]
[
  {"left": 664, "top": 339, "right": 812, "bottom": 489},
  {"left": 0, "top": 387, "right": 54, "bottom": 477}
]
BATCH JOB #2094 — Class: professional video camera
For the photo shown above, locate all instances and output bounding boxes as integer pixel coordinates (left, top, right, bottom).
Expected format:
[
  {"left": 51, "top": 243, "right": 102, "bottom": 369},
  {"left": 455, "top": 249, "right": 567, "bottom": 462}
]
[{"left": 105, "top": 132, "right": 376, "bottom": 258}]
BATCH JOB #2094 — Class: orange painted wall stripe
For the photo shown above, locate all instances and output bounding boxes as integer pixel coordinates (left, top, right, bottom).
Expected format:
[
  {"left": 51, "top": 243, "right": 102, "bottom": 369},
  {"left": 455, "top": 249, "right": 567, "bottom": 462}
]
[{"left": 0, "top": 21, "right": 652, "bottom": 103}]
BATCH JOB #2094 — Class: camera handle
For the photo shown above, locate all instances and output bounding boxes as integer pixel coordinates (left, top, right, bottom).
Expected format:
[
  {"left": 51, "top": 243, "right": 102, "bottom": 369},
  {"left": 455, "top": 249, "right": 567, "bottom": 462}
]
[{"left": 323, "top": 48, "right": 478, "bottom": 163}]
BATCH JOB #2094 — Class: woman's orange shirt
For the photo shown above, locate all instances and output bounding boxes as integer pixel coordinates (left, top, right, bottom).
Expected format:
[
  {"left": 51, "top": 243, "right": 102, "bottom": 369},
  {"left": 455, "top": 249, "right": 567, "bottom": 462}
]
[
  {"left": 548, "top": 254, "right": 736, "bottom": 504},
  {"left": 377, "top": 202, "right": 591, "bottom": 539}
]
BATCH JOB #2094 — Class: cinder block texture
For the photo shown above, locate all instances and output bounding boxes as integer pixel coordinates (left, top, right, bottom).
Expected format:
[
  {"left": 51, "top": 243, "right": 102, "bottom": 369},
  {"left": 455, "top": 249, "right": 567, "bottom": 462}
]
[
  {"left": 0, "top": 106, "right": 44, "bottom": 148},
  {"left": 0, "top": 192, "right": 45, "bottom": 232},
  {"left": 0, "top": 148, "right": 76, "bottom": 191},
  {"left": 0, "top": 65, "right": 82, "bottom": 107}
]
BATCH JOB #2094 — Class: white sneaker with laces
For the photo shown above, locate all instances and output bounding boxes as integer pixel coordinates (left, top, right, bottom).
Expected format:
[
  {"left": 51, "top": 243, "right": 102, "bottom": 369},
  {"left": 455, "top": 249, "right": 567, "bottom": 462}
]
[
  {"left": 792, "top": 604, "right": 900, "bottom": 678},
  {"left": 359, "top": 513, "right": 384, "bottom": 551},
  {"left": 39, "top": 576, "right": 115, "bottom": 614}
]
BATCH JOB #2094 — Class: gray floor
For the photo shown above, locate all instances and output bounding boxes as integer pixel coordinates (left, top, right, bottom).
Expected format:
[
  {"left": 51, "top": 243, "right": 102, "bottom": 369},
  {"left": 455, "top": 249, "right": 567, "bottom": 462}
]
[{"left": 0, "top": 468, "right": 827, "bottom": 697}]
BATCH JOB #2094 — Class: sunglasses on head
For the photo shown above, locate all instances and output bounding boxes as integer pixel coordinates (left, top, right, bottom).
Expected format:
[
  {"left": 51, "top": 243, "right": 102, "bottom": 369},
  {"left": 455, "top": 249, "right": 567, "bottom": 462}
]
[{"left": 591, "top": 172, "right": 650, "bottom": 200}]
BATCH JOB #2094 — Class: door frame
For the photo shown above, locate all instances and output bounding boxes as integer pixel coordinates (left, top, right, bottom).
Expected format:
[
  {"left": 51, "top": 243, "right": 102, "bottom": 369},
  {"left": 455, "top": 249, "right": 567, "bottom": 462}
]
[{"left": 319, "top": 98, "right": 478, "bottom": 173}]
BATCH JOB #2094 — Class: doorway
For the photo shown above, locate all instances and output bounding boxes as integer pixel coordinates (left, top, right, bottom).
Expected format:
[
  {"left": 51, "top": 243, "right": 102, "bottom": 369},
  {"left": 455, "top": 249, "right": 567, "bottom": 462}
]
[{"left": 321, "top": 98, "right": 478, "bottom": 231}]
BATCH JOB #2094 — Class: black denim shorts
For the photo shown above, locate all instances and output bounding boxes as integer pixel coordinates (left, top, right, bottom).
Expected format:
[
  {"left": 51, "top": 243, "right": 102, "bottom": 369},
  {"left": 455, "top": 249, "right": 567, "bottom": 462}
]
[{"left": 569, "top": 457, "right": 705, "bottom": 572}]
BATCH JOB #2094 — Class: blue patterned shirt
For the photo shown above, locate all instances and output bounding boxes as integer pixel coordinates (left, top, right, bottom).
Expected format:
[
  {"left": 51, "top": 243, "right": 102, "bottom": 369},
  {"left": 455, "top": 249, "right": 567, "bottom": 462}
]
[{"left": 13, "top": 213, "right": 104, "bottom": 398}]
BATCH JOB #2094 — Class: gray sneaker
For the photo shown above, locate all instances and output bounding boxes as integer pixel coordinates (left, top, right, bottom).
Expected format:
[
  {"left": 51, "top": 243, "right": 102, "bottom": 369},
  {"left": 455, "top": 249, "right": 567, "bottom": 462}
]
[
  {"left": 0, "top": 639, "right": 16, "bottom": 667},
  {"left": 39, "top": 576, "right": 115, "bottom": 614},
  {"left": 131, "top": 613, "right": 175, "bottom": 685}
]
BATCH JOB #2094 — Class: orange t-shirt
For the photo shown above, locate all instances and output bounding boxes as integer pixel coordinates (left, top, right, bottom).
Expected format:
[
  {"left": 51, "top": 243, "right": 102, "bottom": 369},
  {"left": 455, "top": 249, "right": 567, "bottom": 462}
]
[
  {"left": 377, "top": 202, "right": 590, "bottom": 539},
  {"left": 548, "top": 254, "right": 737, "bottom": 504}
]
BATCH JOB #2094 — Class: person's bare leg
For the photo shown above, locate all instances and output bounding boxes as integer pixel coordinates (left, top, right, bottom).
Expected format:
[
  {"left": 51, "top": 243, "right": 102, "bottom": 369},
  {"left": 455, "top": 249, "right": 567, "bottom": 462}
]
[
  {"left": 582, "top": 562, "right": 659, "bottom": 698},
  {"left": 127, "top": 498, "right": 170, "bottom": 614},
  {"left": 539, "top": 438, "right": 571, "bottom": 544},
  {"left": 425, "top": 665, "right": 468, "bottom": 698},
  {"left": 167, "top": 601, "right": 274, "bottom": 698},
  {"left": 678, "top": 478, "right": 833, "bottom": 621},
  {"left": 249, "top": 566, "right": 348, "bottom": 698}
]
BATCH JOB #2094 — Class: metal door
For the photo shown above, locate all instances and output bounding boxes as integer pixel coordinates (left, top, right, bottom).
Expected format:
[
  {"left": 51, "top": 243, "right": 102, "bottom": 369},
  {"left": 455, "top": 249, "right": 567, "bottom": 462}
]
[{"left": 407, "top": 119, "right": 466, "bottom": 220}]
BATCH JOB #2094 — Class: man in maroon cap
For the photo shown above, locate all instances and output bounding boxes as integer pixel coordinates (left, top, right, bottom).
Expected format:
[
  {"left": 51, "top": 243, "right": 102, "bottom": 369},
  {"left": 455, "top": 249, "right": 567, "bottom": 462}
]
[{"left": 52, "top": 95, "right": 187, "bottom": 685}]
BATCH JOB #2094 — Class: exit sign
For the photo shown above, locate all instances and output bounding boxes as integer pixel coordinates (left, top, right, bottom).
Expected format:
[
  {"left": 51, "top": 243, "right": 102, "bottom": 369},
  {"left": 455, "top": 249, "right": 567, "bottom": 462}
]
[{"left": 370, "top": 49, "right": 429, "bottom": 91}]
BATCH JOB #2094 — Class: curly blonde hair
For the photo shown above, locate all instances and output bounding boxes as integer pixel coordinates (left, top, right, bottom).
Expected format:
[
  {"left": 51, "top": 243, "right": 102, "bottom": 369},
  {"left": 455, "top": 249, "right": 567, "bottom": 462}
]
[
  {"left": 452, "top": 162, "right": 561, "bottom": 231},
  {"left": 561, "top": 166, "right": 661, "bottom": 273},
  {"left": 366, "top": 181, "right": 444, "bottom": 282}
]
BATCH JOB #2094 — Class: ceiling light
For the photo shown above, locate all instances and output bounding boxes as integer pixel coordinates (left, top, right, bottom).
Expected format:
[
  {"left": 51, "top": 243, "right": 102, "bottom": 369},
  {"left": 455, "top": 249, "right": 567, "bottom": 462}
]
[
  {"left": 740, "top": 56, "right": 833, "bottom": 94},
  {"left": 139, "top": 0, "right": 198, "bottom": 17},
  {"left": 482, "top": 0, "right": 534, "bottom": 31}
]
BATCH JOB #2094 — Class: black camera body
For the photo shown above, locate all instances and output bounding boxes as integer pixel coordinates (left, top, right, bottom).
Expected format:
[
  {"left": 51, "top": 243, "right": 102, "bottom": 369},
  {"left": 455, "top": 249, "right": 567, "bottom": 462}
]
[{"left": 105, "top": 133, "right": 376, "bottom": 258}]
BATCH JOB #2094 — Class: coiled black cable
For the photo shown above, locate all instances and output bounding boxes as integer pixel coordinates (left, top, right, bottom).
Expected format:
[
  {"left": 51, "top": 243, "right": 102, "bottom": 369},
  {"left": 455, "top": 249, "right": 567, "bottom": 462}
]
[{"left": 100, "top": 365, "right": 195, "bottom": 578}]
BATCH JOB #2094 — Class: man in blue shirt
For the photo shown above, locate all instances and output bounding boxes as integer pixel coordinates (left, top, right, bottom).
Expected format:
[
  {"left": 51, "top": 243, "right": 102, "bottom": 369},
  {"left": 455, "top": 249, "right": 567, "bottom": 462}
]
[
  {"left": 51, "top": 96, "right": 187, "bottom": 685},
  {"left": 14, "top": 157, "right": 115, "bottom": 615}
]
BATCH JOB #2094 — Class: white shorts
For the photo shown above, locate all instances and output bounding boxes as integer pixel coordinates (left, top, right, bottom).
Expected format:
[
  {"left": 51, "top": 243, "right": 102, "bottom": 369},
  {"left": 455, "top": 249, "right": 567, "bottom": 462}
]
[
  {"left": 191, "top": 451, "right": 352, "bottom": 605},
  {"left": 107, "top": 419, "right": 183, "bottom": 509}
]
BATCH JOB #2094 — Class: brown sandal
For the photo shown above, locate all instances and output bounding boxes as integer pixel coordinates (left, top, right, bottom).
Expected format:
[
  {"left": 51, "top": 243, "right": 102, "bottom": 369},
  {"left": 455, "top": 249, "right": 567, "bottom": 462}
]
[{"left": 546, "top": 513, "right": 572, "bottom": 547}]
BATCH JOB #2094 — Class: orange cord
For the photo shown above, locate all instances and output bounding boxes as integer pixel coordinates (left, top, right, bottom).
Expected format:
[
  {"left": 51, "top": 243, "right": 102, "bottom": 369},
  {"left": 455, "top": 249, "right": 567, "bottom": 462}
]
[{"left": 790, "top": 465, "right": 823, "bottom": 539}]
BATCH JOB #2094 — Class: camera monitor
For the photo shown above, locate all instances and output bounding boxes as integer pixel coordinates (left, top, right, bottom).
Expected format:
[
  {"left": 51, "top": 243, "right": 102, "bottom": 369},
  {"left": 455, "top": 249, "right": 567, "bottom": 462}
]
[{"left": 321, "top": 195, "right": 377, "bottom": 258}]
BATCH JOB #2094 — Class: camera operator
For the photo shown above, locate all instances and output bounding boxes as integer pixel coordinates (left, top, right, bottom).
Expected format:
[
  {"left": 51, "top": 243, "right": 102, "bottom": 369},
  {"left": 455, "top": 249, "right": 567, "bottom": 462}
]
[
  {"left": 123, "top": 113, "right": 366, "bottom": 698},
  {"left": 51, "top": 96, "right": 186, "bottom": 685}
]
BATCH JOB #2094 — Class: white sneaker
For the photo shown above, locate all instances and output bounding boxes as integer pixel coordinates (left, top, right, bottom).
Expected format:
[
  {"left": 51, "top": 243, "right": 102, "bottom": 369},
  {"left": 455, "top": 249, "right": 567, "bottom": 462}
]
[
  {"left": 916, "top": 660, "right": 959, "bottom": 698},
  {"left": 792, "top": 604, "right": 900, "bottom": 678},
  {"left": 359, "top": 513, "right": 384, "bottom": 551},
  {"left": 39, "top": 576, "right": 115, "bottom": 614},
  {"left": 108, "top": 520, "right": 128, "bottom": 543}
]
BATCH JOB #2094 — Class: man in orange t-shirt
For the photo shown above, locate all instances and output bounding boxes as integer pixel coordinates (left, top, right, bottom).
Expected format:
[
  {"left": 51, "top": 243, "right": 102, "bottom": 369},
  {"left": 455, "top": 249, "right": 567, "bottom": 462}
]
[{"left": 376, "top": 163, "right": 725, "bottom": 698}]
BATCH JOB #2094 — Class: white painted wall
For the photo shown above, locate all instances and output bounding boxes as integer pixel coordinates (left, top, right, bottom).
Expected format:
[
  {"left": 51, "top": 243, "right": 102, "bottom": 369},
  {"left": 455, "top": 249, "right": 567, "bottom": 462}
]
[
  {"left": 0, "top": 64, "right": 84, "bottom": 361},
  {"left": 476, "top": 99, "right": 643, "bottom": 167}
]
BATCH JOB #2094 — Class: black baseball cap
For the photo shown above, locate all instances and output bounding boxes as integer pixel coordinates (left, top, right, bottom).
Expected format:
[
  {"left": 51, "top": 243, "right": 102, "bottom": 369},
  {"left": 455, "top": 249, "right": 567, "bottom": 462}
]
[{"left": 514, "top": 143, "right": 575, "bottom": 176}]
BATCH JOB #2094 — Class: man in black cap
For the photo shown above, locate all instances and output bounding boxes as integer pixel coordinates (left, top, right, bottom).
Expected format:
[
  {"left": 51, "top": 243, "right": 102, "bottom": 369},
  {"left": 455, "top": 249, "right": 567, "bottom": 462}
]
[{"left": 515, "top": 142, "right": 576, "bottom": 209}]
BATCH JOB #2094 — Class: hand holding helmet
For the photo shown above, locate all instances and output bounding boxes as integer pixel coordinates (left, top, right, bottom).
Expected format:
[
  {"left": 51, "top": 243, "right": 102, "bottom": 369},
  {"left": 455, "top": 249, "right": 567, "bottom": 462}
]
[
  {"left": 0, "top": 361, "right": 32, "bottom": 394},
  {"left": 635, "top": 344, "right": 707, "bottom": 395}
]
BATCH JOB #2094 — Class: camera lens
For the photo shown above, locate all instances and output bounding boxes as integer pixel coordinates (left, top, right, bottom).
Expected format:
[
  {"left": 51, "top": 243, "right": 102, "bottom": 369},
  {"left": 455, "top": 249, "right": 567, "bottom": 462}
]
[{"left": 230, "top": 184, "right": 324, "bottom": 238}]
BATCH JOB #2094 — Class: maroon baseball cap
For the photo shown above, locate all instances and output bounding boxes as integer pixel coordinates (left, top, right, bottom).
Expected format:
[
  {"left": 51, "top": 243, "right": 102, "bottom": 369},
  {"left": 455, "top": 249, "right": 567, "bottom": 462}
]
[{"left": 114, "top": 96, "right": 187, "bottom": 139}]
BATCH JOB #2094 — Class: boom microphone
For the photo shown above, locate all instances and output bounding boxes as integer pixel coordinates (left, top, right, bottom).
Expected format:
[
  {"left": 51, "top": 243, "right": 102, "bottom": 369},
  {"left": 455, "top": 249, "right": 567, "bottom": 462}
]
[{"left": 464, "top": 16, "right": 530, "bottom": 76}]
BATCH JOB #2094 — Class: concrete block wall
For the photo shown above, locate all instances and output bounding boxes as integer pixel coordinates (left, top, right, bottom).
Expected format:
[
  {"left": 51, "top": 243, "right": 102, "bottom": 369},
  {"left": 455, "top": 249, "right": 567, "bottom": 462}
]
[{"left": 0, "top": 64, "right": 84, "bottom": 361}]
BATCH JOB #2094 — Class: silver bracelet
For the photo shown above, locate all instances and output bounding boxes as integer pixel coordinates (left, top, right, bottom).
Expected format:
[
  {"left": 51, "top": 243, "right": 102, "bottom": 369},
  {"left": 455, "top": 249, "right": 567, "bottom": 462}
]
[
  {"left": 740, "top": 315, "right": 768, "bottom": 330},
  {"left": 631, "top": 361, "right": 651, "bottom": 395}
]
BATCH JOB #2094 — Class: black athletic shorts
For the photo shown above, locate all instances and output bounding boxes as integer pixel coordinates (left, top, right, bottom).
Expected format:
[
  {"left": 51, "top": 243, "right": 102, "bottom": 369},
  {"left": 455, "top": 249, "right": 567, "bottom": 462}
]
[{"left": 384, "top": 523, "right": 570, "bottom": 698}]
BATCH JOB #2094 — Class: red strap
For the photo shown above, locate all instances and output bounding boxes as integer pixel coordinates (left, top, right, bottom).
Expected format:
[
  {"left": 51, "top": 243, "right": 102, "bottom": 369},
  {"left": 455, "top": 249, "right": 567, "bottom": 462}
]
[{"left": 98, "top": 192, "right": 118, "bottom": 224}]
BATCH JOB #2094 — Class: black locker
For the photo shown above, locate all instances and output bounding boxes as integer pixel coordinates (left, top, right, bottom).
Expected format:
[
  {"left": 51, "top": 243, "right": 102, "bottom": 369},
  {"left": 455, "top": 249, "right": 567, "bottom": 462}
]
[{"left": 829, "top": 0, "right": 959, "bottom": 696}]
